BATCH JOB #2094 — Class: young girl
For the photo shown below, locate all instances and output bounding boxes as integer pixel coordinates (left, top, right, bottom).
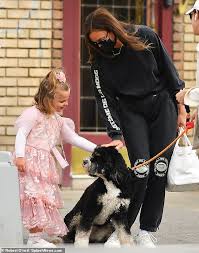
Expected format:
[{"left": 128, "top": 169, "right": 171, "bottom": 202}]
[{"left": 14, "top": 69, "right": 97, "bottom": 247}]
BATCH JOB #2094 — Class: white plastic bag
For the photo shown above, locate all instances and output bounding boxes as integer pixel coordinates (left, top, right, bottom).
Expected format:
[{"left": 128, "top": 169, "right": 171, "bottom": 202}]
[
  {"left": 167, "top": 129, "right": 199, "bottom": 192},
  {"left": 192, "top": 113, "right": 199, "bottom": 150}
]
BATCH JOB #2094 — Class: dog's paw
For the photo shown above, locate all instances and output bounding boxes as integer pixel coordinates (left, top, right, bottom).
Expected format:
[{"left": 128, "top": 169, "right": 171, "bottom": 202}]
[
  {"left": 45, "top": 236, "right": 63, "bottom": 244},
  {"left": 74, "top": 241, "right": 89, "bottom": 248}
]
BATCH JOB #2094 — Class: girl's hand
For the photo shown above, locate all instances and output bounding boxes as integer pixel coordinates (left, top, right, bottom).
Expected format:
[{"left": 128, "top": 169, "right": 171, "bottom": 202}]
[
  {"left": 190, "top": 109, "right": 198, "bottom": 122},
  {"left": 177, "top": 104, "right": 187, "bottom": 128},
  {"left": 15, "top": 157, "right": 26, "bottom": 172},
  {"left": 101, "top": 140, "right": 124, "bottom": 150},
  {"left": 176, "top": 89, "right": 187, "bottom": 104}
]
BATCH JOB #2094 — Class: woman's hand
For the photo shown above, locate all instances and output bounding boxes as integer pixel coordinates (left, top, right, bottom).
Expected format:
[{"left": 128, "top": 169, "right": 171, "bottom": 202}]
[
  {"left": 15, "top": 157, "right": 26, "bottom": 172},
  {"left": 101, "top": 140, "right": 124, "bottom": 150},
  {"left": 177, "top": 104, "right": 187, "bottom": 128},
  {"left": 176, "top": 89, "right": 187, "bottom": 104}
]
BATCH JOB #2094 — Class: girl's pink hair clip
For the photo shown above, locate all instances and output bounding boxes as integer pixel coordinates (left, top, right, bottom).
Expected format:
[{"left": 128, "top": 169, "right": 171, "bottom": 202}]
[{"left": 56, "top": 71, "right": 66, "bottom": 83}]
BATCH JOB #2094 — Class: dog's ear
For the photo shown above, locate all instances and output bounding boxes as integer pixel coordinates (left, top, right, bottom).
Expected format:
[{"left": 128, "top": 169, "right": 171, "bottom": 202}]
[
  {"left": 114, "top": 150, "right": 127, "bottom": 169},
  {"left": 109, "top": 169, "right": 121, "bottom": 185},
  {"left": 108, "top": 150, "right": 128, "bottom": 184}
]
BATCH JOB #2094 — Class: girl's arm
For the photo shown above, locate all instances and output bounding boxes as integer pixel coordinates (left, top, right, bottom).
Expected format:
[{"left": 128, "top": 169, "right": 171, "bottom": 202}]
[
  {"left": 14, "top": 107, "right": 38, "bottom": 171},
  {"left": 15, "top": 127, "right": 31, "bottom": 172},
  {"left": 61, "top": 118, "right": 97, "bottom": 152},
  {"left": 15, "top": 106, "right": 38, "bottom": 157},
  {"left": 15, "top": 126, "right": 33, "bottom": 158}
]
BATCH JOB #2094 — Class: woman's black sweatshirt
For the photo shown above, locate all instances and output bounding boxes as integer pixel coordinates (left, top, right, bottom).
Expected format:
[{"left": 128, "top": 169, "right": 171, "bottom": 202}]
[{"left": 90, "top": 25, "right": 184, "bottom": 140}]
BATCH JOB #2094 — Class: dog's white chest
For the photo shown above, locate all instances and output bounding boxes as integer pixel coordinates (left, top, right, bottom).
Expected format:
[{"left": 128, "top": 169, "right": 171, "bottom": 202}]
[{"left": 94, "top": 181, "right": 129, "bottom": 225}]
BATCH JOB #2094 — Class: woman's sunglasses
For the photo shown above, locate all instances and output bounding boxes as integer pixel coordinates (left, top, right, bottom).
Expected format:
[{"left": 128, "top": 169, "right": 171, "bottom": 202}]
[{"left": 90, "top": 31, "right": 109, "bottom": 47}]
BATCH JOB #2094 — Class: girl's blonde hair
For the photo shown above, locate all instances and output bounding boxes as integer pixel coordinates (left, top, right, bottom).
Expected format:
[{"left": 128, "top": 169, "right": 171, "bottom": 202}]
[{"left": 34, "top": 69, "right": 70, "bottom": 114}]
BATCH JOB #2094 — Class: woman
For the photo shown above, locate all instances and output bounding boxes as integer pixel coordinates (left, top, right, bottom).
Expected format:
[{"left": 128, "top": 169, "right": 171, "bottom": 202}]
[{"left": 84, "top": 7, "right": 186, "bottom": 248}]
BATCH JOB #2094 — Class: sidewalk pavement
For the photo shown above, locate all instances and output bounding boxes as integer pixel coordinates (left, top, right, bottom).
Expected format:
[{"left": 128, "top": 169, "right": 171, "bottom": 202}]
[
  {"left": 1, "top": 185, "right": 199, "bottom": 249},
  {"left": 60, "top": 187, "right": 199, "bottom": 245}
]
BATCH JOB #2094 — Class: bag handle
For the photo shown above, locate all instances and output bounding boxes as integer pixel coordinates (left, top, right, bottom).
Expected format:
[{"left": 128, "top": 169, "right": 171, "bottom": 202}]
[{"left": 177, "top": 127, "right": 192, "bottom": 147}]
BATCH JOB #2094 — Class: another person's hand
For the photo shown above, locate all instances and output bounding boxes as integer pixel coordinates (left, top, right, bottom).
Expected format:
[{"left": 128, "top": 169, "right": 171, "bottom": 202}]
[
  {"left": 176, "top": 89, "right": 187, "bottom": 104},
  {"left": 101, "top": 140, "right": 124, "bottom": 150},
  {"left": 15, "top": 157, "right": 26, "bottom": 172}
]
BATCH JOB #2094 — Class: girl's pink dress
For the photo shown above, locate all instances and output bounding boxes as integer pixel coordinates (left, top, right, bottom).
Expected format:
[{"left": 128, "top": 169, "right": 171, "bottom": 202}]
[{"left": 14, "top": 106, "right": 96, "bottom": 236}]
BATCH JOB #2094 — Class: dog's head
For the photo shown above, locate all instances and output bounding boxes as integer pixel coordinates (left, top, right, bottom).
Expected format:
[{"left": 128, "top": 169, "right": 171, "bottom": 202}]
[{"left": 83, "top": 146, "right": 128, "bottom": 183}]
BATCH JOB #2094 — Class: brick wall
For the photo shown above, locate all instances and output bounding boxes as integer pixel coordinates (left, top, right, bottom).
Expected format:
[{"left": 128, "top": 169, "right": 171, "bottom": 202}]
[
  {"left": 0, "top": 1, "right": 198, "bottom": 152},
  {"left": 173, "top": 0, "right": 199, "bottom": 88},
  {"left": 0, "top": 0, "right": 63, "bottom": 151}
]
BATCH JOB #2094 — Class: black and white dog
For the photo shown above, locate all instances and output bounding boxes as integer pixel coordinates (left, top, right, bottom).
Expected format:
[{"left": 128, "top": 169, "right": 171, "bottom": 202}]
[{"left": 63, "top": 146, "right": 135, "bottom": 247}]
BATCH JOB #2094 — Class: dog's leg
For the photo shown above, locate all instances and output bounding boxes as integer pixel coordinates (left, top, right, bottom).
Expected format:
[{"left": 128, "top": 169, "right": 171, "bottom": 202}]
[
  {"left": 62, "top": 230, "right": 76, "bottom": 243},
  {"left": 112, "top": 210, "right": 133, "bottom": 247},
  {"left": 74, "top": 228, "right": 92, "bottom": 247},
  {"left": 90, "top": 223, "right": 114, "bottom": 243},
  {"left": 115, "top": 225, "right": 133, "bottom": 246},
  {"left": 74, "top": 216, "right": 95, "bottom": 248}
]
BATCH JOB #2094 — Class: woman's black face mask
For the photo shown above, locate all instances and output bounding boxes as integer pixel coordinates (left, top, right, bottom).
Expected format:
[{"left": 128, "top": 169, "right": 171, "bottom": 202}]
[
  {"left": 97, "top": 37, "right": 116, "bottom": 54},
  {"left": 92, "top": 32, "right": 116, "bottom": 55}
]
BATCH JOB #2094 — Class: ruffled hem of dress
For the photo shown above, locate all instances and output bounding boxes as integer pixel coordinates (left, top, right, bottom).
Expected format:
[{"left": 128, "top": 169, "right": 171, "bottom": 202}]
[
  {"left": 21, "top": 197, "right": 68, "bottom": 236},
  {"left": 19, "top": 176, "right": 63, "bottom": 208}
]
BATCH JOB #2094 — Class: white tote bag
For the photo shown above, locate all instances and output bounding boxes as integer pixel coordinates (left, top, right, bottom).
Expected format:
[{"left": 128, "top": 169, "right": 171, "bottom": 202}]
[
  {"left": 192, "top": 113, "right": 199, "bottom": 149},
  {"left": 167, "top": 130, "right": 199, "bottom": 192}
]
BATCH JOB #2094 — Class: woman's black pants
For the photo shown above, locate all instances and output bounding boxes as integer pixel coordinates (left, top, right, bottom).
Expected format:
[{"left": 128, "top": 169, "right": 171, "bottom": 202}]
[{"left": 119, "top": 91, "right": 178, "bottom": 232}]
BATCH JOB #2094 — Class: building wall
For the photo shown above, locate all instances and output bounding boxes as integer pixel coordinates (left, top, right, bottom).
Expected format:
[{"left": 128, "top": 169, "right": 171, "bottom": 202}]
[
  {"left": 0, "top": 0, "right": 63, "bottom": 151},
  {"left": 0, "top": 0, "right": 198, "bottom": 152}
]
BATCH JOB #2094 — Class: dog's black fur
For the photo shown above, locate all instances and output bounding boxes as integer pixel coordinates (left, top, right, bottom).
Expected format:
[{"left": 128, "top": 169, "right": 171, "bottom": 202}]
[{"left": 63, "top": 146, "right": 135, "bottom": 247}]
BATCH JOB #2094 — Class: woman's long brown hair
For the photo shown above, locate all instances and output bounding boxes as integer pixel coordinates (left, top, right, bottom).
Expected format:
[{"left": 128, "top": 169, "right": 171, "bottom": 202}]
[{"left": 84, "top": 7, "right": 150, "bottom": 63}]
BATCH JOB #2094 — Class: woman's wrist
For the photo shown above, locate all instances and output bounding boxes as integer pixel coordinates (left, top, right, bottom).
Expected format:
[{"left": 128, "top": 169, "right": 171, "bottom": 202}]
[{"left": 177, "top": 104, "right": 186, "bottom": 114}]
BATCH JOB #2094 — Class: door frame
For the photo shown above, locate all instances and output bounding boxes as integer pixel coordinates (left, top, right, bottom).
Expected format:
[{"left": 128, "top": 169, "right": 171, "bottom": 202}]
[
  {"left": 62, "top": 0, "right": 81, "bottom": 186},
  {"left": 156, "top": 0, "right": 173, "bottom": 56}
]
